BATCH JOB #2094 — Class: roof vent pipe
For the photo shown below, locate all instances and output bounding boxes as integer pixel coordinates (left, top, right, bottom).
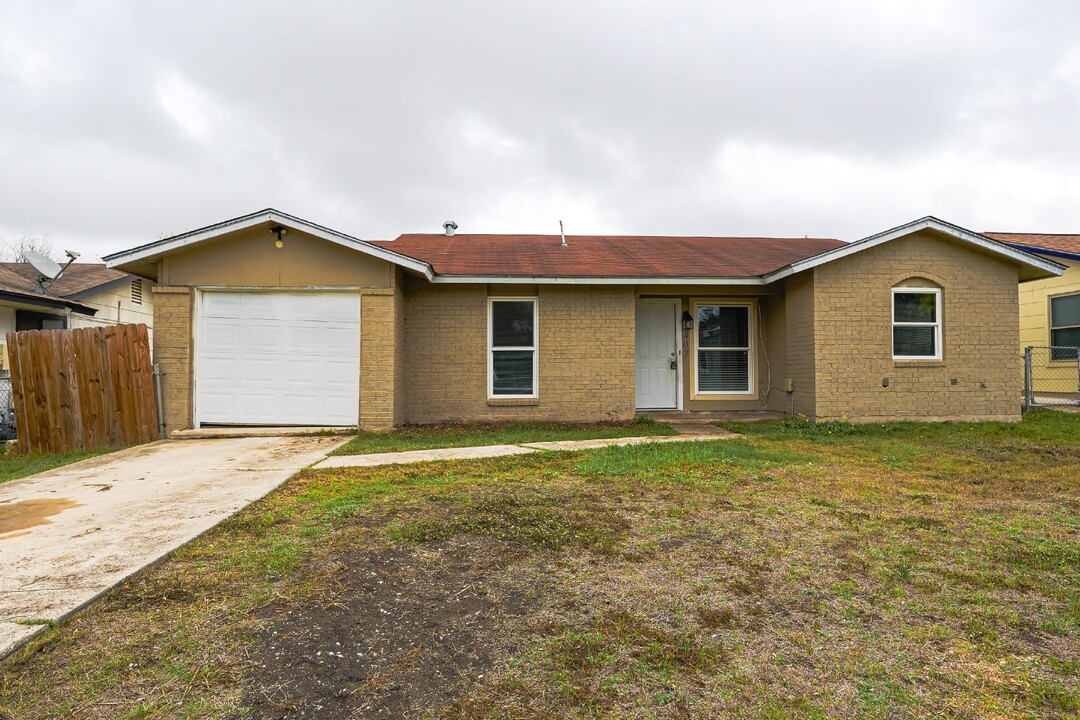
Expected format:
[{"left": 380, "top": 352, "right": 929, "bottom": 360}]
[
  {"left": 559, "top": 220, "right": 567, "bottom": 247},
  {"left": 443, "top": 220, "right": 458, "bottom": 237}
]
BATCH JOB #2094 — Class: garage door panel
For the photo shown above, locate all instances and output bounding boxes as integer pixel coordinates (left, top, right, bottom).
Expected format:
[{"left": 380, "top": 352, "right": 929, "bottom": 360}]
[
  {"left": 239, "top": 357, "right": 281, "bottom": 384},
  {"left": 197, "top": 392, "right": 234, "bottom": 418},
  {"left": 313, "top": 300, "right": 361, "bottom": 323},
  {"left": 198, "top": 357, "right": 236, "bottom": 384},
  {"left": 281, "top": 325, "right": 357, "bottom": 354},
  {"left": 237, "top": 391, "right": 280, "bottom": 422},
  {"left": 196, "top": 292, "right": 361, "bottom": 426},
  {"left": 240, "top": 321, "right": 286, "bottom": 353},
  {"left": 203, "top": 320, "right": 243, "bottom": 350},
  {"left": 317, "top": 324, "right": 361, "bottom": 346},
  {"left": 202, "top": 293, "right": 243, "bottom": 317}
]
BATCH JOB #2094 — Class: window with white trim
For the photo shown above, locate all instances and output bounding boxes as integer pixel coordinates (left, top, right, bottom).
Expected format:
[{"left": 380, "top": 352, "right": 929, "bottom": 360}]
[
  {"left": 892, "top": 287, "right": 941, "bottom": 359},
  {"left": 695, "top": 302, "right": 754, "bottom": 394},
  {"left": 488, "top": 298, "right": 538, "bottom": 397},
  {"left": 1050, "top": 293, "right": 1080, "bottom": 360}
]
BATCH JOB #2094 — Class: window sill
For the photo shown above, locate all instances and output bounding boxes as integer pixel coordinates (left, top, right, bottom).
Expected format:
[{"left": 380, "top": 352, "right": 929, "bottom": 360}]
[
  {"left": 487, "top": 397, "right": 540, "bottom": 407},
  {"left": 893, "top": 359, "right": 945, "bottom": 368},
  {"left": 691, "top": 393, "right": 756, "bottom": 402}
]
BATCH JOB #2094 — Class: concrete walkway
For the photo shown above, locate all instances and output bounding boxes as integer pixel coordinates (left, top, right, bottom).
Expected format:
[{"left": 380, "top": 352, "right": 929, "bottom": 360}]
[
  {"left": 313, "top": 431, "right": 734, "bottom": 470},
  {"left": 0, "top": 435, "right": 348, "bottom": 658}
]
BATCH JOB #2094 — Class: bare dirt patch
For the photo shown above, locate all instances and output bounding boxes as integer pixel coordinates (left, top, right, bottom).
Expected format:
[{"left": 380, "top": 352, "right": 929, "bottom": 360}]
[{"left": 244, "top": 538, "right": 535, "bottom": 719}]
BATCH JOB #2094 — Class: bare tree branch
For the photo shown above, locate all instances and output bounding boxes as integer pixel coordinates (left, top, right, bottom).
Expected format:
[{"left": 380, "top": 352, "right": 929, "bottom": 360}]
[{"left": 0, "top": 235, "right": 56, "bottom": 262}]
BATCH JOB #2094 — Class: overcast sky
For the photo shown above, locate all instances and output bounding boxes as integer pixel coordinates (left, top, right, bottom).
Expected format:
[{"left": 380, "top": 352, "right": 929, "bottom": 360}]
[{"left": 3, "top": 1, "right": 1080, "bottom": 261}]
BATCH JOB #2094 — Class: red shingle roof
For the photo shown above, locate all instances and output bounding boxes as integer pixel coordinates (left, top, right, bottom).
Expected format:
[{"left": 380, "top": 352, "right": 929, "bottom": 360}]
[
  {"left": 369, "top": 234, "right": 846, "bottom": 278},
  {"left": 983, "top": 233, "right": 1080, "bottom": 256}
]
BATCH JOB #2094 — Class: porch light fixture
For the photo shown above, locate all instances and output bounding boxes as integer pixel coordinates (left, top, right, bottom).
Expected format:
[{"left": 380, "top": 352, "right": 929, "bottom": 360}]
[
  {"left": 682, "top": 311, "right": 694, "bottom": 330},
  {"left": 270, "top": 225, "right": 286, "bottom": 248}
]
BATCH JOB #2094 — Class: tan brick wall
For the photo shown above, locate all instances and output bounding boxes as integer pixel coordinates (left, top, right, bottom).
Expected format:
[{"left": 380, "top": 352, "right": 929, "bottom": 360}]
[
  {"left": 150, "top": 286, "right": 193, "bottom": 433},
  {"left": 393, "top": 274, "right": 407, "bottom": 425},
  {"left": 359, "top": 289, "right": 399, "bottom": 430},
  {"left": 784, "top": 272, "right": 816, "bottom": 417},
  {"left": 403, "top": 280, "right": 636, "bottom": 423},
  {"left": 810, "top": 230, "right": 1021, "bottom": 422}
]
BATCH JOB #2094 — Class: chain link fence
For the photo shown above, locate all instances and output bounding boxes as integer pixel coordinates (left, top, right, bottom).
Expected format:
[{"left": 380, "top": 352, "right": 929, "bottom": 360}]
[
  {"left": 1023, "top": 346, "right": 1080, "bottom": 410},
  {"left": 0, "top": 372, "right": 15, "bottom": 440}
]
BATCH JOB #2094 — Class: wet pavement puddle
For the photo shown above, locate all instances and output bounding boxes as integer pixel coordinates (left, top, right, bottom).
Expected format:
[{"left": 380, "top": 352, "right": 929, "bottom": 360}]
[{"left": 0, "top": 499, "right": 83, "bottom": 537}]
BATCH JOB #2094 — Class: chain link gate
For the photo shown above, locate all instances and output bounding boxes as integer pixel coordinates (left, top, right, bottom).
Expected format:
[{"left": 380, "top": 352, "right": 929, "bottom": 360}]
[
  {"left": 0, "top": 372, "right": 14, "bottom": 440},
  {"left": 1023, "top": 346, "right": 1080, "bottom": 411}
]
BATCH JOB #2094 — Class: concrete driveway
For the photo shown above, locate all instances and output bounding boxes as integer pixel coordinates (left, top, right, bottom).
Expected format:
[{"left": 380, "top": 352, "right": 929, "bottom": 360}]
[{"left": 0, "top": 435, "right": 347, "bottom": 658}]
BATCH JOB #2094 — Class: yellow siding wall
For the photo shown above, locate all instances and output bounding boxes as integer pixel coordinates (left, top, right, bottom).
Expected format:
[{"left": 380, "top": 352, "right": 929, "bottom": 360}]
[
  {"left": 161, "top": 224, "right": 393, "bottom": 288},
  {"left": 810, "top": 230, "right": 1021, "bottom": 422},
  {"left": 1019, "top": 258, "right": 1080, "bottom": 387}
]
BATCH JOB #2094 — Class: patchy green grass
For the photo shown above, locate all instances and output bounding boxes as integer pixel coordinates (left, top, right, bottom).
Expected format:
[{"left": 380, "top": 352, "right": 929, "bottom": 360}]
[
  {"left": 1, "top": 412, "right": 1078, "bottom": 719},
  {"left": 332, "top": 415, "right": 676, "bottom": 455},
  {"left": 0, "top": 445, "right": 116, "bottom": 484}
]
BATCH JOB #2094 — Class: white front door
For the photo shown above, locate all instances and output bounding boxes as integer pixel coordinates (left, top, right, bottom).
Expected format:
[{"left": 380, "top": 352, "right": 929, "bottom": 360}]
[
  {"left": 635, "top": 299, "right": 680, "bottom": 409},
  {"left": 196, "top": 291, "right": 361, "bottom": 426}
]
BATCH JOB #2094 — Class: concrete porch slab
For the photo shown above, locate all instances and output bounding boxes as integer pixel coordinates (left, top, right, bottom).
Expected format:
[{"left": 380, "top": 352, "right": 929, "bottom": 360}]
[{"left": 644, "top": 410, "right": 785, "bottom": 423}]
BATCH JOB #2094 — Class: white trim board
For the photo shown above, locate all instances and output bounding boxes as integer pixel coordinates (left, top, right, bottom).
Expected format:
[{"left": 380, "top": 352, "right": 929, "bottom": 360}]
[
  {"left": 105, "top": 212, "right": 1065, "bottom": 286},
  {"left": 891, "top": 287, "right": 943, "bottom": 361},
  {"left": 104, "top": 209, "right": 435, "bottom": 280},
  {"left": 487, "top": 296, "right": 540, "bottom": 400},
  {"left": 763, "top": 216, "right": 1065, "bottom": 284}
]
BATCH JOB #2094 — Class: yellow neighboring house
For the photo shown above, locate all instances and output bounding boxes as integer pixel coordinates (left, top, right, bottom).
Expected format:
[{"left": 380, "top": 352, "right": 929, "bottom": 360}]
[{"left": 985, "top": 233, "right": 1080, "bottom": 401}]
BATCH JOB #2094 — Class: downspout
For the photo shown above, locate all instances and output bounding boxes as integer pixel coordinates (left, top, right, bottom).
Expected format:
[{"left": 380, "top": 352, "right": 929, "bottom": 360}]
[{"left": 152, "top": 363, "right": 166, "bottom": 438}]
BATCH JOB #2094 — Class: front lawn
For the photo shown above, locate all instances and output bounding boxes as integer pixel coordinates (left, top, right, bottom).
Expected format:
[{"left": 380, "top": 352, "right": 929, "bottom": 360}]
[
  {"left": 0, "top": 445, "right": 116, "bottom": 484},
  {"left": 1, "top": 412, "right": 1077, "bottom": 718},
  {"left": 331, "top": 415, "right": 676, "bottom": 455}
]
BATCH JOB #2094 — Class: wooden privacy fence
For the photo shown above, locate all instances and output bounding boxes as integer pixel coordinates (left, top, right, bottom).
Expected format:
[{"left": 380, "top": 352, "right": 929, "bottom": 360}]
[{"left": 6, "top": 324, "right": 159, "bottom": 453}]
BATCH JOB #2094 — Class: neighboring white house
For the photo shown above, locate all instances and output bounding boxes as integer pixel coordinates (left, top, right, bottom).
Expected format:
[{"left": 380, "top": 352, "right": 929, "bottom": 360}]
[{"left": 0, "top": 263, "right": 154, "bottom": 371}]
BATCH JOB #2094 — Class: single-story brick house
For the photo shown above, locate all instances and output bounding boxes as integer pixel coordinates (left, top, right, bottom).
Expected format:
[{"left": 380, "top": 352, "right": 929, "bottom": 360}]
[{"left": 103, "top": 210, "right": 1063, "bottom": 432}]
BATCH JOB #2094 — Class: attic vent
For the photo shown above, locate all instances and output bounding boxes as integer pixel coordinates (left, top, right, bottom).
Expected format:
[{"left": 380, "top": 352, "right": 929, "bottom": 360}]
[{"left": 131, "top": 278, "right": 143, "bottom": 305}]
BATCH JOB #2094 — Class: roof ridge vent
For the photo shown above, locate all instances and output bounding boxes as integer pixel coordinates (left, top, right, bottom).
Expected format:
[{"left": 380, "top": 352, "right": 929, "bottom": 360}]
[{"left": 443, "top": 220, "right": 458, "bottom": 237}]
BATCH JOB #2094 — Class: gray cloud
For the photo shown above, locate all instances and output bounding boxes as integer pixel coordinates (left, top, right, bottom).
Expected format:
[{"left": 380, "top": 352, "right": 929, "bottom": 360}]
[{"left": 3, "top": 0, "right": 1080, "bottom": 259}]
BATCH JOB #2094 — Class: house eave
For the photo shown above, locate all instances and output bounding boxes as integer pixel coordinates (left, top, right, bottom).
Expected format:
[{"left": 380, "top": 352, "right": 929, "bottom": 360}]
[
  {"left": 0, "top": 290, "right": 98, "bottom": 315},
  {"left": 1002, "top": 243, "right": 1080, "bottom": 264},
  {"left": 103, "top": 209, "right": 436, "bottom": 281},
  {"left": 761, "top": 216, "right": 1066, "bottom": 284},
  {"left": 428, "top": 274, "right": 767, "bottom": 285}
]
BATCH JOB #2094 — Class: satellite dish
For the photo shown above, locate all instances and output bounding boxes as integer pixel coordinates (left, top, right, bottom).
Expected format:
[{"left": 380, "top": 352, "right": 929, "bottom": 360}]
[{"left": 24, "top": 251, "right": 62, "bottom": 280}]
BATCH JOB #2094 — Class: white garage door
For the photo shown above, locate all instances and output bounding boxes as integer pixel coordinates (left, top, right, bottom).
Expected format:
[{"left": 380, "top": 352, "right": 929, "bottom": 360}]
[{"left": 196, "top": 292, "right": 360, "bottom": 426}]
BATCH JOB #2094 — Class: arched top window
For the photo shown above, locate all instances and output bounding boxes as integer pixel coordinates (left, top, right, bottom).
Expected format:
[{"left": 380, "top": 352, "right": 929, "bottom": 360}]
[
  {"left": 892, "top": 280, "right": 942, "bottom": 360},
  {"left": 894, "top": 276, "right": 941, "bottom": 289}
]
